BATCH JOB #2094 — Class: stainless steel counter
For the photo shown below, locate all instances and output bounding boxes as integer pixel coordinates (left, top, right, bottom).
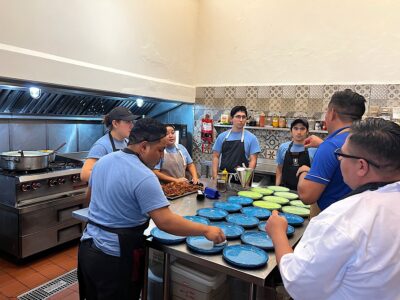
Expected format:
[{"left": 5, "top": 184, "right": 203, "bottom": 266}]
[{"left": 143, "top": 184, "right": 308, "bottom": 300}]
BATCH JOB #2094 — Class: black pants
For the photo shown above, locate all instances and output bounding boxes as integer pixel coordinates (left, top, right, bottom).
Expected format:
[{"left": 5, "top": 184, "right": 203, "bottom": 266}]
[{"left": 78, "top": 239, "right": 143, "bottom": 300}]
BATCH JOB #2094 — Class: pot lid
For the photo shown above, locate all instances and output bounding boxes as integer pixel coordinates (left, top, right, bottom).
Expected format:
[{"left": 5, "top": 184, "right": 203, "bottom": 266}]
[{"left": 0, "top": 151, "right": 49, "bottom": 157}]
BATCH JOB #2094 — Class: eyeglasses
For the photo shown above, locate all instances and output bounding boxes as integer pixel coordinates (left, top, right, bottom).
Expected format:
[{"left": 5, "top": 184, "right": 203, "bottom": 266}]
[
  {"left": 233, "top": 115, "right": 247, "bottom": 120},
  {"left": 334, "top": 148, "right": 380, "bottom": 168}
]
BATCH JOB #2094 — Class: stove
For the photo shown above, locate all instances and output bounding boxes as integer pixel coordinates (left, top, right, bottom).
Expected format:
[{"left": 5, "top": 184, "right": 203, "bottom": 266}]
[{"left": 0, "top": 155, "right": 88, "bottom": 259}]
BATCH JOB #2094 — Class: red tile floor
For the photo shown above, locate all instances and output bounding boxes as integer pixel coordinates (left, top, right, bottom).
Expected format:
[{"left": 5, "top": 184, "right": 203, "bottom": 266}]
[{"left": 0, "top": 240, "right": 80, "bottom": 299}]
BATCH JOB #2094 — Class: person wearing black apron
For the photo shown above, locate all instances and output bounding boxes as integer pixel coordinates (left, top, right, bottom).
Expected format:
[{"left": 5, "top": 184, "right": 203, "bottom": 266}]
[
  {"left": 78, "top": 118, "right": 225, "bottom": 300},
  {"left": 81, "top": 106, "right": 134, "bottom": 182},
  {"left": 281, "top": 142, "right": 311, "bottom": 190},
  {"left": 212, "top": 106, "right": 261, "bottom": 182}
]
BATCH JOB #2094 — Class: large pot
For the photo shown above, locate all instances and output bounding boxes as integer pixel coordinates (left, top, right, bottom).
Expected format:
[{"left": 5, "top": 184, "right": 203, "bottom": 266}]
[
  {"left": 38, "top": 142, "right": 67, "bottom": 162},
  {"left": 0, "top": 150, "right": 50, "bottom": 171}
]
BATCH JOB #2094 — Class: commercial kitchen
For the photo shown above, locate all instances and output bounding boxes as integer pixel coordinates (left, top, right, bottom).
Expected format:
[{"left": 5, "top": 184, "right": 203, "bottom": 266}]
[{"left": 1, "top": 1, "right": 400, "bottom": 300}]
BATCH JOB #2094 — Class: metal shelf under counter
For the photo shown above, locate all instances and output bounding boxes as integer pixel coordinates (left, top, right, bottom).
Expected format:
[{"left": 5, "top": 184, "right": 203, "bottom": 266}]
[{"left": 214, "top": 124, "right": 328, "bottom": 134}]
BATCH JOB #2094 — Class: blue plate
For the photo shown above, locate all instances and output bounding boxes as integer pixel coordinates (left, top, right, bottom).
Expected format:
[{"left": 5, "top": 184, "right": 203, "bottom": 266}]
[
  {"left": 197, "top": 208, "right": 228, "bottom": 220},
  {"left": 213, "top": 201, "right": 242, "bottom": 213},
  {"left": 258, "top": 221, "right": 295, "bottom": 236},
  {"left": 151, "top": 227, "right": 186, "bottom": 245},
  {"left": 184, "top": 215, "right": 210, "bottom": 225},
  {"left": 225, "top": 214, "right": 259, "bottom": 228},
  {"left": 223, "top": 244, "right": 268, "bottom": 269},
  {"left": 241, "top": 207, "right": 271, "bottom": 220},
  {"left": 211, "top": 222, "right": 245, "bottom": 239},
  {"left": 186, "top": 236, "right": 226, "bottom": 254},
  {"left": 279, "top": 212, "right": 305, "bottom": 227},
  {"left": 241, "top": 231, "right": 274, "bottom": 250},
  {"left": 227, "top": 196, "right": 253, "bottom": 206}
]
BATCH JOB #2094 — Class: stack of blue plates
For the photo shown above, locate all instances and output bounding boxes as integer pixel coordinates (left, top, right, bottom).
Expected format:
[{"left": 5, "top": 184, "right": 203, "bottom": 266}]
[
  {"left": 227, "top": 196, "right": 253, "bottom": 206},
  {"left": 213, "top": 201, "right": 242, "bottom": 213},
  {"left": 223, "top": 244, "right": 268, "bottom": 269},
  {"left": 257, "top": 221, "right": 295, "bottom": 236},
  {"left": 211, "top": 222, "right": 245, "bottom": 239},
  {"left": 151, "top": 228, "right": 186, "bottom": 245},
  {"left": 186, "top": 236, "right": 226, "bottom": 254},
  {"left": 278, "top": 212, "right": 305, "bottom": 227},
  {"left": 225, "top": 213, "right": 259, "bottom": 228},
  {"left": 197, "top": 208, "right": 228, "bottom": 221},
  {"left": 241, "top": 206, "right": 271, "bottom": 220},
  {"left": 240, "top": 231, "right": 274, "bottom": 250},
  {"left": 184, "top": 215, "right": 210, "bottom": 225}
]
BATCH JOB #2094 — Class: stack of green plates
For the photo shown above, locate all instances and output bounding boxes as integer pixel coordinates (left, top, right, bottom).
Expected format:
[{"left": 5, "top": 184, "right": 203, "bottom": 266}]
[
  {"left": 281, "top": 205, "right": 310, "bottom": 217},
  {"left": 262, "top": 196, "right": 289, "bottom": 205},
  {"left": 290, "top": 200, "right": 310, "bottom": 209},
  {"left": 253, "top": 201, "right": 281, "bottom": 210},
  {"left": 237, "top": 191, "right": 263, "bottom": 200},
  {"left": 250, "top": 187, "right": 274, "bottom": 195},
  {"left": 267, "top": 186, "right": 290, "bottom": 192},
  {"left": 274, "top": 191, "right": 298, "bottom": 200}
]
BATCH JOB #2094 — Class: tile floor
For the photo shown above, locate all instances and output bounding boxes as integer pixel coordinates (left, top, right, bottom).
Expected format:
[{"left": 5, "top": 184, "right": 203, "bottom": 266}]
[{"left": 0, "top": 241, "right": 79, "bottom": 299}]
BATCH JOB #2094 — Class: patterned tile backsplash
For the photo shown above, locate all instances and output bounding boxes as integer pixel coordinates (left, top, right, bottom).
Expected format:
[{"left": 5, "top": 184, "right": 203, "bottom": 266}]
[{"left": 192, "top": 83, "right": 400, "bottom": 168}]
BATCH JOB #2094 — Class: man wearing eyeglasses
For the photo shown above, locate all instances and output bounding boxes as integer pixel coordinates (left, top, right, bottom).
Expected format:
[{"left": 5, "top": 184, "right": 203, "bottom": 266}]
[
  {"left": 212, "top": 106, "right": 261, "bottom": 180},
  {"left": 266, "top": 118, "right": 400, "bottom": 299},
  {"left": 296, "top": 89, "right": 366, "bottom": 213}
]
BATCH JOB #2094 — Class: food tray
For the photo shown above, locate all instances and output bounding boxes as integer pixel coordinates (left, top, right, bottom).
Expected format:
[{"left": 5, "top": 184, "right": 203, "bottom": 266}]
[{"left": 166, "top": 190, "right": 199, "bottom": 200}]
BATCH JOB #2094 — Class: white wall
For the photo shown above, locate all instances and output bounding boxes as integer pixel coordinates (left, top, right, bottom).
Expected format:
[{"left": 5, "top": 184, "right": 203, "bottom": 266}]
[
  {"left": 195, "top": 0, "right": 400, "bottom": 86},
  {"left": 0, "top": 0, "right": 198, "bottom": 102}
]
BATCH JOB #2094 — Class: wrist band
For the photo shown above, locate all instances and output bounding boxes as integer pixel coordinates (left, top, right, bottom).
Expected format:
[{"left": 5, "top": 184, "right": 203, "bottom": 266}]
[{"left": 297, "top": 171, "right": 308, "bottom": 178}]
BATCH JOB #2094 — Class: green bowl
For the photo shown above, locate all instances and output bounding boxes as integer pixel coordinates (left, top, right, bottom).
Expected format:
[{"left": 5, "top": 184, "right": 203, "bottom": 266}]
[
  {"left": 253, "top": 201, "right": 281, "bottom": 210},
  {"left": 237, "top": 191, "right": 263, "bottom": 200},
  {"left": 290, "top": 200, "right": 310, "bottom": 209},
  {"left": 274, "top": 191, "right": 298, "bottom": 200},
  {"left": 266, "top": 186, "right": 290, "bottom": 192},
  {"left": 282, "top": 206, "right": 310, "bottom": 217},
  {"left": 262, "top": 196, "right": 290, "bottom": 205},
  {"left": 250, "top": 187, "right": 274, "bottom": 195}
]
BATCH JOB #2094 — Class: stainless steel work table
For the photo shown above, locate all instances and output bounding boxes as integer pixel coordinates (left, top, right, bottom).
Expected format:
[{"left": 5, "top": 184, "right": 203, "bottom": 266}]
[{"left": 142, "top": 188, "right": 309, "bottom": 300}]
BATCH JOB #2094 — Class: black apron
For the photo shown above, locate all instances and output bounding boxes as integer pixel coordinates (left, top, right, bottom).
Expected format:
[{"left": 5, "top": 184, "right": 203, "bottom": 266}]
[
  {"left": 108, "top": 131, "right": 128, "bottom": 152},
  {"left": 219, "top": 129, "right": 249, "bottom": 173},
  {"left": 281, "top": 142, "right": 311, "bottom": 191},
  {"left": 79, "top": 147, "right": 150, "bottom": 300}
]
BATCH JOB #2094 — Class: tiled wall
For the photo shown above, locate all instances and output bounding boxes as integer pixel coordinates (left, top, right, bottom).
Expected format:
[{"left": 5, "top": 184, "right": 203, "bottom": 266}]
[{"left": 192, "top": 84, "right": 400, "bottom": 168}]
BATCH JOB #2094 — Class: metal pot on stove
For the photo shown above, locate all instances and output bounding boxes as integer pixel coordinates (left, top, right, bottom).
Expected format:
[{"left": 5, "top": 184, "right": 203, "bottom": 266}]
[{"left": 0, "top": 150, "right": 50, "bottom": 171}]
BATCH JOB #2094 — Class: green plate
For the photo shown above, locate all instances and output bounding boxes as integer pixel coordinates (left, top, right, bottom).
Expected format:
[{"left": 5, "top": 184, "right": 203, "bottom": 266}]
[
  {"left": 282, "top": 206, "right": 310, "bottom": 217},
  {"left": 262, "top": 196, "right": 290, "bottom": 205},
  {"left": 250, "top": 187, "right": 274, "bottom": 195},
  {"left": 267, "top": 186, "right": 290, "bottom": 192},
  {"left": 290, "top": 200, "right": 310, "bottom": 208},
  {"left": 238, "top": 191, "right": 263, "bottom": 200},
  {"left": 274, "top": 192, "right": 298, "bottom": 200},
  {"left": 253, "top": 201, "right": 281, "bottom": 210}
]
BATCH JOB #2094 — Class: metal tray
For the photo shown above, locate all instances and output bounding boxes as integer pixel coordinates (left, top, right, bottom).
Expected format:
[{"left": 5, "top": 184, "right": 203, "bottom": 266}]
[{"left": 166, "top": 190, "right": 198, "bottom": 200}]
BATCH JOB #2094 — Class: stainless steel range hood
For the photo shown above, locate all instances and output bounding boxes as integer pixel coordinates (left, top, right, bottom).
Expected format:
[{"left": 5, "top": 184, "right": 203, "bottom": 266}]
[{"left": 0, "top": 78, "right": 159, "bottom": 120}]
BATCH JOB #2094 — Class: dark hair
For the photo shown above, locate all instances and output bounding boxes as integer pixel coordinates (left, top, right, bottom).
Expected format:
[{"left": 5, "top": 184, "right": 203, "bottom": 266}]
[
  {"left": 128, "top": 118, "right": 167, "bottom": 145},
  {"left": 103, "top": 106, "right": 134, "bottom": 129},
  {"left": 291, "top": 118, "right": 309, "bottom": 131},
  {"left": 165, "top": 124, "right": 175, "bottom": 130},
  {"left": 349, "top": 118, "right": 400, "bottom": 171},
  {"left": 329, "top": 89, "right": 366, "bottom": 121},
  {"left": 230, "top": 106, "right": 248, "bottom": 118},
  {"left": 103, "top": 115, "right": 113, "bottom": 128}
]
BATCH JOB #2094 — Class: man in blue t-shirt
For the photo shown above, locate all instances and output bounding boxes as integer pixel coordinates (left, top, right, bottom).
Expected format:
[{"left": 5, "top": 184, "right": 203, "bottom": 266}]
[
  {"left": 78, "top": 118, "right": 225, "bottom": 300},
  {"left": 297, "top": 89, "right": 366, "bottom": 213},
  {"left": 275, "top": 119, "right": 317, "bottom": 190},
  {"left": 212, "top": 106, "right": 261, "bottom": 180}
]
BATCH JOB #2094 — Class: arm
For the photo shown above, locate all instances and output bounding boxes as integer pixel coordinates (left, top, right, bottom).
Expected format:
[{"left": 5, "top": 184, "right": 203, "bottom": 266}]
[
  {"left": 296, "top": 166, "right": 326, "bottom": 205},
  {"left": 275, "top": 165, "right": 283, "bottom": 186},
  {"left": 80, "top": 158, "right": 98, "bottom": 183},
  {"left": 85, "top": 187, "right": 91, "bottom": 206},
  {"left": 153, "top": 170, "right": 187, "bottom": 183},
  {"left": 187, "top": 163, "right": 199, "bottom": 184},
  {"left": 248, "top": 153, "right": 258, "bottom": 169},
  {"left": 212, "top": 151, "right": 220, "bottom": 180},
  {"left": 266, "top": 210, "right": 293, "bottom": 264},
  {"left": 149, "top": 206, "right": 225, "bottom": 243},
  {"left": 304, "top": 135, "right": 324, "bottom": 148}
]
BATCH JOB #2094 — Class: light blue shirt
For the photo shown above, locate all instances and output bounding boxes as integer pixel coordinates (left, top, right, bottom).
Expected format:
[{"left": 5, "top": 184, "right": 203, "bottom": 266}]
[
  {"left": 276, "top": 142, "right": 318, "bottom": 165},
  {"left": 212, "top": 130, "right": 261, "bottom": 159},
  {"left": 87, "top": 133, "right": 128, "bottom": 159},
  {"left": 82, "top": 150, "right": 170, "bottom": 256},
  {"left": 154, "top": 144, "right": 193, "bottom": 170}
]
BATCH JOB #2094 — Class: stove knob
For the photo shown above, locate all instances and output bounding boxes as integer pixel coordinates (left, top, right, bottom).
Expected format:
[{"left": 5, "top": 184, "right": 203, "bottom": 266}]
[
  {"left": 21, "top": 184, "right": 32, "bottom": 192},
  {"left": 32, "top": 182, "right": 41, "bottom": 190},
  {"left": 49, "top": 179, "right": 58, "bottom": 187},
  {"left": 58, "top": 178, "right": 66, "bottom": 184},
  {"left": 71, "top": 175, "right": 81, "bottom": 183}
]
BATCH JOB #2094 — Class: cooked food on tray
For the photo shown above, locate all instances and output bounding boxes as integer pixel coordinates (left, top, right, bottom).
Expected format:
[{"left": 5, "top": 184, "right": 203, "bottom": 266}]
[{"left": 161, "top": 181, "right": 201, "bottom": 198}]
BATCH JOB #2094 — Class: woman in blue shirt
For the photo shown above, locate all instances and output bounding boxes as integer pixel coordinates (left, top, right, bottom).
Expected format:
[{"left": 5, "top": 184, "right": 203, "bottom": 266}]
[{"left": 80, "top": 106, "right": 134, "bottom": 182}]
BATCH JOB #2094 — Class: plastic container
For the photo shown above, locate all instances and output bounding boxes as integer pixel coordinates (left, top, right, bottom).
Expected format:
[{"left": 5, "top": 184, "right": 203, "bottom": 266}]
[
  {"left": 171, "top": 259, "right": 227, "bottom": 300},
  {"left": 259, "top": 112, "right": 266, "bottom": 127},
  {"left": 278, "top": 116, "right": 286, "bottom": 128}
]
